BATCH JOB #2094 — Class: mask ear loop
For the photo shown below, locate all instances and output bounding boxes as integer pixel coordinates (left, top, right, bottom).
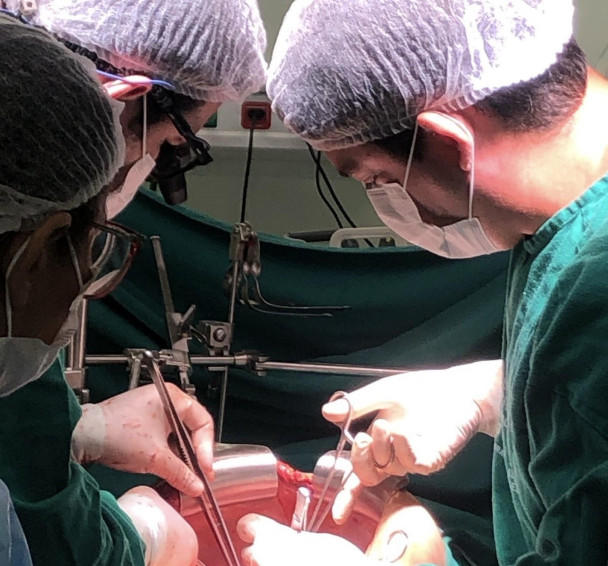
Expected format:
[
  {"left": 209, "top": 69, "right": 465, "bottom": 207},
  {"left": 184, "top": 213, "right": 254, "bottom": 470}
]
[
  {"left": 4, "top": 239, "right": 30, "bottom": 338},
  {"left": 402, "top": 122, "right": 420, "bottom": 192},
  {"left": 67, "top": 235, "right": 85, "bottom": 292},
  {"left": 142, "top": 94, "right": 148, "bottom": 158}
]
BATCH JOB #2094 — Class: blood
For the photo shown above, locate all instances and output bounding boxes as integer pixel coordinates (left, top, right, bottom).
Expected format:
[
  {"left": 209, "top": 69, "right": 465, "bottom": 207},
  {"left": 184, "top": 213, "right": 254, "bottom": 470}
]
[{"left": 160, "top": 460, "right": 380, "bottom": 565}]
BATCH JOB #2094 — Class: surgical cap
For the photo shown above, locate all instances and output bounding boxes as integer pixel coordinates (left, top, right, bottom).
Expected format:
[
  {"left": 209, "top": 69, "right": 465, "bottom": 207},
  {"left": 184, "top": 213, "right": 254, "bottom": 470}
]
[
  {"left": 268, "top": 0, "right": 575, "bottom": 151},
  {"left": 12, "top": 0, "right": 268, "bottom": 102},
  {"left": 0, "top": 15, "right": 124, "bottom": 235}
]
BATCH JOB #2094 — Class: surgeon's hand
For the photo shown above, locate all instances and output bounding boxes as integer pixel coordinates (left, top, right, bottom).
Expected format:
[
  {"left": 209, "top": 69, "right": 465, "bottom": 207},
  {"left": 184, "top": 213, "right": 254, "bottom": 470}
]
[
  {"left": 237, "top": 514, "right": 372, "bottom": 566},
  {"left": 71, "top": 384, "right": 214, "bottom": 497},
  {"left": 324, "top": 360, "right": 503, "bottom": 523},
  {"left": 118, "top": 485, "right": 198, "bottom": 566}
]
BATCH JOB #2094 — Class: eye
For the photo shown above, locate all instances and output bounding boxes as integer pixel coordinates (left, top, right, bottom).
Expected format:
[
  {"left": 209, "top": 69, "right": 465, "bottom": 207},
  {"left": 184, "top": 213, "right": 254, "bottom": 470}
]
[{"left": 364, "top": 175, "right": 380, "bottom": 190}]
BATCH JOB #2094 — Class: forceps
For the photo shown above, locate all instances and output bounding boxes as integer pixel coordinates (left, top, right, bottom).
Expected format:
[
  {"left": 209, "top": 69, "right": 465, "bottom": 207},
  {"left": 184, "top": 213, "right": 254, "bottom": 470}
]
[
  {"left": 307, "top": 391, "right": 355, "bottom": 533},
  {"left": 141, "top": 351, "right": 241, "bottom": 566}
]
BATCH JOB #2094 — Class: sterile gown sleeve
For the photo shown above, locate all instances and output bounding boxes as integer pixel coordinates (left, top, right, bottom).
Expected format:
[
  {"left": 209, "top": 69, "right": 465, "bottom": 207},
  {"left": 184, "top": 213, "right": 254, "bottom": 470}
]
[
  {"left": 494, "top": 184, "right": 608, "bottom": 566},
  {"left": 0, "top": 359, "right": 145, "bottom": 566}
]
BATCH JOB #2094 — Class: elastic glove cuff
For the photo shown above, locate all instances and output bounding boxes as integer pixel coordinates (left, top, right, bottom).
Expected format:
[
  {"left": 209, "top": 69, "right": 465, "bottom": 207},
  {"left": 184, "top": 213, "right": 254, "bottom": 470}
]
[
  {"left": 117, "top": 490, "right": 167, "bottom": 566},
  {"left": 70, "top": 403, "right": 107, "bottom": 464},
  {"left": 464, "top": 360, "right": 504, "bottom": 437}
]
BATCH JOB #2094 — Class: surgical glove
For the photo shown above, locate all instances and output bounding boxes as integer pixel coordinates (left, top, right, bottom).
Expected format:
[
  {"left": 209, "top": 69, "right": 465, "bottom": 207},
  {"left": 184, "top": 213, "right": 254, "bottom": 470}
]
[
  {"left": 324, "top": 360, "right": 503, "bottom": 523},
  {"left": 237, "top": 514, "right": 373, "bottom": 566},
  {"left": 71, "top": 384, "right": 214, "bottom": 497},
  {"left": 118, "top": 486, "right": 198, "bottom": 566}
]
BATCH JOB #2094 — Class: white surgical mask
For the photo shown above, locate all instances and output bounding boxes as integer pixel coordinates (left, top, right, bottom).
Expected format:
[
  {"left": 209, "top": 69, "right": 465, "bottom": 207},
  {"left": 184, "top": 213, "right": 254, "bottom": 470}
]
[
  {"left": 366, "top": 119, "right": 500, "bottom": 259},
  {"left": 106, "top": 96, "right": 155, "bottom": 219},
  {"left": 0, "top": 236, "right": 95, "bottom": 397}
]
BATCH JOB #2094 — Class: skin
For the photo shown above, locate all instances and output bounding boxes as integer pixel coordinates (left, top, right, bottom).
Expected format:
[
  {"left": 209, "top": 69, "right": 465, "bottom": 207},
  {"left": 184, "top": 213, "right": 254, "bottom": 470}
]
[
  {"left": 0, "top": 212, "right": 99, "bottom": 343},
  {"left": 109, "top": 79, "right": 220, "bottom": 172},
  {"left": 326, "top": 68, "right": 608, "bottom": 251}
]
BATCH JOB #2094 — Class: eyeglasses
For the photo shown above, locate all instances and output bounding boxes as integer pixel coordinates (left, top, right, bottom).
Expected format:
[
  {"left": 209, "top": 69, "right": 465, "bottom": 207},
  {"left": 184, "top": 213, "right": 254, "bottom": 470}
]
[{"left": 85, "top": 222, "right": 144, "bottom": 299}]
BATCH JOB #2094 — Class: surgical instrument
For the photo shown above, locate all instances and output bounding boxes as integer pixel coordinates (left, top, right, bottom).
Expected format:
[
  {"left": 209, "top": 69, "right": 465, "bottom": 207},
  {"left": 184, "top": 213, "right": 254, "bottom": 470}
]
[
  {"left": 151, "top": 235, "right": 196, "bottom": 395},
  {"left": 141, "top": 350, "right": 241, "bottom": 566},
  {"left": 224, "top": 222, "right": 350, "bottom": 317},
  {"left": 291, "top": 487, "right": 312, "bottom": 532},
  {"left": 307, "top": 391, "right": 355, "bottom": 533}
]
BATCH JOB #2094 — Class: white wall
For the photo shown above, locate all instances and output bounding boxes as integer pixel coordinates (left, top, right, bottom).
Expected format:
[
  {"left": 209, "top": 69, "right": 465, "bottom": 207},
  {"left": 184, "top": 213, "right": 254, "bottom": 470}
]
[
  {"left": 575, "top": 0, "right": 608, "bottom": 74},
  {"left": 181, "top": 0, "right": 608, "bottom": 237}
]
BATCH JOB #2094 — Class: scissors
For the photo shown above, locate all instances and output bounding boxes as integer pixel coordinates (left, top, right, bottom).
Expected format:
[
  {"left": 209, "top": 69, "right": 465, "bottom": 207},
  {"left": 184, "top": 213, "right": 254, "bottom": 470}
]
[
  {"left": 307, "top": 391, "right": 355, "bottom": 533},
  {"left": 141, "top": 350, "right": 241, "bottom": 566}
]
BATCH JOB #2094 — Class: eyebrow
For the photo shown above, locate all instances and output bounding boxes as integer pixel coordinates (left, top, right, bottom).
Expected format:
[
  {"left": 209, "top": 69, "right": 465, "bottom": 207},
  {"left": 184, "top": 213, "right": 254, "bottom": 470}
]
[{"left": 337, "top": 158, "right": 358, "bottom": 178}]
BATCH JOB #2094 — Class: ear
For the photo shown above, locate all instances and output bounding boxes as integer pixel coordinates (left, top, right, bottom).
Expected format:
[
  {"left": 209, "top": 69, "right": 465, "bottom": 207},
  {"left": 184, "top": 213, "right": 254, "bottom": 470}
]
[
  {"left": 102, "top": 76, "right": 153, "bottom": 101},
  {"left": 5, "top": 213, "right": 73, "bottom": 310},
  {"left": 417, "top": 111, "right": 474, "bottom": 172}
]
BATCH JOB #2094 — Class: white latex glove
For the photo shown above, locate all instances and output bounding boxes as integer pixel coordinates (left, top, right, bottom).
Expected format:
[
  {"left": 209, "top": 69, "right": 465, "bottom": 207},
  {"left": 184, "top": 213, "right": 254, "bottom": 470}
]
[
  {"left": 71, "top": 384, "right": 214, "bottom": 497},
  {"left": 118, "top": 485, "right": 198, "bottom": 566},
  {"left": 237, "top": 514, "right": 373, "bottom": 566},
  {"left": 324, "top": 360, "right": 503, "bottom": 523}
]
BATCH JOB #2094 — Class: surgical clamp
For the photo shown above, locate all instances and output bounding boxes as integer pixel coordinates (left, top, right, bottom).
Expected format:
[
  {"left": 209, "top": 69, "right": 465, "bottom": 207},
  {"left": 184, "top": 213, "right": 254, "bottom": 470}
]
[
  {"left": 307, "top": 391, "right": 355, "bottom": 533},
  {"left": 141, "top": 350, "right": 241, "bottom": 566}
]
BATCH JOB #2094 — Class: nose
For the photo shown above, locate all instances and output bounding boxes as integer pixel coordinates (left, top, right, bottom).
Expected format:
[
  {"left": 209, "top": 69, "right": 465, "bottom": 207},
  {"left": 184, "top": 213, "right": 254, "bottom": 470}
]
[{"left": 166, "top": 132, "right": 188, "bottom": 147}]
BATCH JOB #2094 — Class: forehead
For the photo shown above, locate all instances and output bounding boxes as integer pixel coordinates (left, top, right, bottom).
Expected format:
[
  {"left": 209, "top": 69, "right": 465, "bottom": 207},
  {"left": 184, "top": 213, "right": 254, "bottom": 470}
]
[{"left": 185, "top": 101, "right": 221, "bottom": 129}]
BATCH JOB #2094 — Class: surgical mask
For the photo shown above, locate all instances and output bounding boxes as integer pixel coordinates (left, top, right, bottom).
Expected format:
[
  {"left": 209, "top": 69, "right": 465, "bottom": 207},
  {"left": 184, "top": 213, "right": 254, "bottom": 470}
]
[
  {"left": 366, "top": 118, "right": 500, "bottom": 259},
  {"left": 106, "top": 96, "right": 155, "bottom": 219},
  {"left": 0, "top": 235, "right": 96, "bottom": 397}
]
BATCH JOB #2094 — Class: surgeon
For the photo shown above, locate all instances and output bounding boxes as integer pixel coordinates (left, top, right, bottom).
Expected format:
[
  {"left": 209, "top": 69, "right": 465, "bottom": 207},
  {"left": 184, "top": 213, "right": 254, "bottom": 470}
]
[
  {"left": 0, "top": 15, "right": 207, "bottom": 566},
  {"left": 238, "top": 0, "right": 608, "bottom": 565},
  {"left": 0, "top": 3, "right": 266, "bottom": 566},
  {"left": 3, "top": 0, "right": 267, "bottom": 219}
]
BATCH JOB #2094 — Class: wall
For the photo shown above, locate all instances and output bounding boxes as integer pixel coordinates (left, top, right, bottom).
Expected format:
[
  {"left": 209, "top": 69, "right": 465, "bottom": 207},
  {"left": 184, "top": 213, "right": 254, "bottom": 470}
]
[
  {"left": 180, "top": 0, "right": 608, "bottom": 237},
  {"left": 576, "top": 0, "right": 608, "bottom": 74}
]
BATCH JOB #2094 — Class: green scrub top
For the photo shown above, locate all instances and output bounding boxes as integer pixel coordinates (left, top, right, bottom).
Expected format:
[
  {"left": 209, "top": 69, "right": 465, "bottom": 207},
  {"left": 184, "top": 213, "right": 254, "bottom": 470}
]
[
  {"left": 0, "top": 359, "right": 145, "bottom": 566},
  {"left": 494, "top": 173, "right": 608, "bottom": 564}
]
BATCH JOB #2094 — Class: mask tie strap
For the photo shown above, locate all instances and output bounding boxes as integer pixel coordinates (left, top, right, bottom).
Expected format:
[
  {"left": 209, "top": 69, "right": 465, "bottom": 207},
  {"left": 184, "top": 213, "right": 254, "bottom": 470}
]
[{"left": 4, "top": 238, "right": 30, "bottom": 338}]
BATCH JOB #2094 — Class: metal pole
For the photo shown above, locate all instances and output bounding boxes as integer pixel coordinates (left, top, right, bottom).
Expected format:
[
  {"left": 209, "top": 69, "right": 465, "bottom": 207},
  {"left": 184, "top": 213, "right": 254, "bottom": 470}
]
[
  {"left": 217, "top": 261, "right": 240, "bottom": 442},
  {"left": 85, "top": 355, "right": 130, "bottom": 365},
  {"left": 151, "top": 236, "right": 178, "bottom": 345},
  {"left": 86, "top": 354, "right": 408, "bottom": 378},
  {"left": 151, "top": 236, "right": 192, "bottom": 392},
  {"left": 255, "top": 361, "right": 408, "bottom": 378},
  {"left": 65, "top": 299, "right": 90, "bottom": 402}
]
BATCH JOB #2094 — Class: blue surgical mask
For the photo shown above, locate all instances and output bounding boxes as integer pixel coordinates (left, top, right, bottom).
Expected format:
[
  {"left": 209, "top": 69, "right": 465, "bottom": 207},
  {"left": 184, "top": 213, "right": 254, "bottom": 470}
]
[
  {"left": 366, "top": 119, "right": 500, "bottom": 259},
  {"left": 0, "top": 235, "right": 93, "bottom": 397}
]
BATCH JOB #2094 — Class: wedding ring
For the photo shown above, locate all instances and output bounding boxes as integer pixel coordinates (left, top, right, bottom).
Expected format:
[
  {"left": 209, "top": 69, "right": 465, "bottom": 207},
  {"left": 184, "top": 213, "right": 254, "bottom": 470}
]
[{"left": 372, "top": 436, "right": 395, "bottom": 470}]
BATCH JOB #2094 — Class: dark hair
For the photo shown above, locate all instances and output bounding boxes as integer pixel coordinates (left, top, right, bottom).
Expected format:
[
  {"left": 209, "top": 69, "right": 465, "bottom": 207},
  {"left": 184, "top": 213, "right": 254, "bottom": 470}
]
[
  {"left": 373, "top": 38, "right": 588, "bottom": 160},
  {"left": 374, "top": 126, "right": 424, "bottom": 163},
  {"left": 476, "top": 38, "right": 587, "bottom": 131}
]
